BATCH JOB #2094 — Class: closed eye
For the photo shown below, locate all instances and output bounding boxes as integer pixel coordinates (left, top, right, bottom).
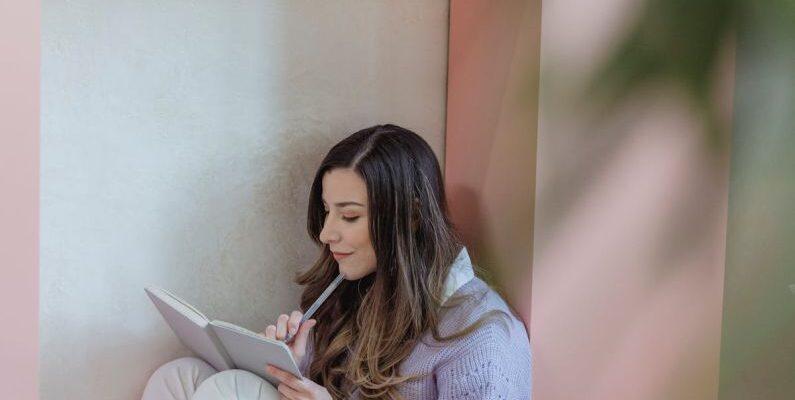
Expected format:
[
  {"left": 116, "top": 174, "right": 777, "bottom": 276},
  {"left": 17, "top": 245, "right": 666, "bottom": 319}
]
[{"left": 342, "top": 216, "right": 360, "bottom": 222}]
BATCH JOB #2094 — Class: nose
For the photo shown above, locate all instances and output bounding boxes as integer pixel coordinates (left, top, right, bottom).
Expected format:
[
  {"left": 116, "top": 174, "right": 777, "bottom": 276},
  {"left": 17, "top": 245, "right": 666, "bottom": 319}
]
[{"left": 319, "top": 217, "right": 340, "bottom": 244}]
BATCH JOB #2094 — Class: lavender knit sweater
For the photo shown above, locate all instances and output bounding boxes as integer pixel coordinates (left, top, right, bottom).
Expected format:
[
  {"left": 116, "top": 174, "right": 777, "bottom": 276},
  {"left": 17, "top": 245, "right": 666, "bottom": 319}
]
[{"left": 301, "top": 249, "right": 532, "bottom": 399}]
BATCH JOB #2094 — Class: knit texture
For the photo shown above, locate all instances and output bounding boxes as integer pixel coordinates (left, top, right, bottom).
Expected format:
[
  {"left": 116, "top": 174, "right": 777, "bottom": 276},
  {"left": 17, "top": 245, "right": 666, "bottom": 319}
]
[{"left": 301, "top": 277, "right": 532, "bottom": 399}]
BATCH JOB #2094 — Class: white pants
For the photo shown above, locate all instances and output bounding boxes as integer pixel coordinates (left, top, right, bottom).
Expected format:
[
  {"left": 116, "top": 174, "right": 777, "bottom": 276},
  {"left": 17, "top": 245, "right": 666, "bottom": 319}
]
[{"left": 141, "top": 357, "right": 280, "bottom": 400}]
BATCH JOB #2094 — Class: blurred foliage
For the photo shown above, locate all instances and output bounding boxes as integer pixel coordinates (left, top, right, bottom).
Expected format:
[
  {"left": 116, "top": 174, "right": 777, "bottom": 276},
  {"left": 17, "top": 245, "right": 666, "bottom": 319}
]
[
  {"left": 588, "top": 0, "right": 795, "bottom": 398},
  {"left": 588, "top": 0, "right": 795, "bottom": 146}
]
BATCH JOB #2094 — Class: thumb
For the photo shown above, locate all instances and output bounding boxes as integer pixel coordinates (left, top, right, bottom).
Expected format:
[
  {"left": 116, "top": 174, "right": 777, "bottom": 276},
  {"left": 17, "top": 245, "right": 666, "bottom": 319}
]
[{"left": 291, "top": 319, "right": 316, "bottom": 353}]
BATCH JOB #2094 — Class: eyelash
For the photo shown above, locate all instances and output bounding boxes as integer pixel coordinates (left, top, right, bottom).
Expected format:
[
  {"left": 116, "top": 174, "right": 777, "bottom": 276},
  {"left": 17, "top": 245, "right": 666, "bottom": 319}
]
[{"left": 323, "top": 209, "right": 359, "bottom": 223}]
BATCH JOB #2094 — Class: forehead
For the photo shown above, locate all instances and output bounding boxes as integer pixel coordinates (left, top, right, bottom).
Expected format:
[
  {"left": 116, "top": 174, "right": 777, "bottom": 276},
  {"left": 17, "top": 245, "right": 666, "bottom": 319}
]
[{"left": 321, "top": 168, "right": 367, "bottom": 205}]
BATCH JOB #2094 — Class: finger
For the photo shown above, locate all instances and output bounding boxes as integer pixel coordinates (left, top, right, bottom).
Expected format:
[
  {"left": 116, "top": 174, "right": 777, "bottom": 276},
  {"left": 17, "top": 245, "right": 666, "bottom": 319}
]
[
  {"left": 264, "top": 325, "right": 276, "bottom": 339},
  {"left": 287, "top": 310, "right": 303, "bottom": 337},
  {"left": 290, "top": 319, "right": 316, "bottom": 356},
  {"left": 266, "top": 365, "right": 304, "bottom": 390},
  {"left": 276, "top": 314, "right": 289, "bottom": 340},
  {"left": 277, "top": 382, "right": 302, "bottom": 399}
]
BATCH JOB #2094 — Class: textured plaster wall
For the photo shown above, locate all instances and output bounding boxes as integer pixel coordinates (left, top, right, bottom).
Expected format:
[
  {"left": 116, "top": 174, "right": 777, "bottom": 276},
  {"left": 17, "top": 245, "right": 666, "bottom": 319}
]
[{"left": 40, "top": 1, "right": 448, "bottom": 399}]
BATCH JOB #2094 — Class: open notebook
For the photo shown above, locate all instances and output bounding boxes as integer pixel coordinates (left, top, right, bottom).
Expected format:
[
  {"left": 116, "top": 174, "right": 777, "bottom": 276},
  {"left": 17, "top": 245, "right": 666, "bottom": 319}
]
[{"left": 145, "top": 287, "right": 301, "bottom": 386}]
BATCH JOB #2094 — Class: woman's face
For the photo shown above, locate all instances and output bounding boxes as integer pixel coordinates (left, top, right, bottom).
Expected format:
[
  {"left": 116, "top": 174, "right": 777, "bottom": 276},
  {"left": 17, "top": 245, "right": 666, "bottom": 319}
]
[{"left": 319, "top": 168, "right": 377, "bottom": 280}]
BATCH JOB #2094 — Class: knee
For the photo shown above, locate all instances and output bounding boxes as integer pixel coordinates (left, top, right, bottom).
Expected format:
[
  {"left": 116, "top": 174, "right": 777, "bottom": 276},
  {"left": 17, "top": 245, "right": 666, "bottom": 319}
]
[
  {"left": 193, "top": 370, "right": 280, "bottom": 400},
  {"left": 141, "top": 357, "right": 218, "bottom": 400},
  {"left": 151, "top": 357, "right": 217, "bottom": 381}
]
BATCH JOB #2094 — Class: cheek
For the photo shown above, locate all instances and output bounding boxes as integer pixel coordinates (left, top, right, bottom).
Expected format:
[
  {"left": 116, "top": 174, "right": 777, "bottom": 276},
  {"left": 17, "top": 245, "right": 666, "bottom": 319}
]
[
  {"left": 353, "top": 222, "right": 376, "bottom": 266},
  {"left": 350, "top": 221, "right": 372, "bottom": 249}
]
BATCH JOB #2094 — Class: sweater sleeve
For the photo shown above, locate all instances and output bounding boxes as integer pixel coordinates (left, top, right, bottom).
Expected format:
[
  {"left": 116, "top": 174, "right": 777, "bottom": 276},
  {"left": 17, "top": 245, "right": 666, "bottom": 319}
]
[{"left": 434, "top": 324, "right": 531, "bottom": 400}]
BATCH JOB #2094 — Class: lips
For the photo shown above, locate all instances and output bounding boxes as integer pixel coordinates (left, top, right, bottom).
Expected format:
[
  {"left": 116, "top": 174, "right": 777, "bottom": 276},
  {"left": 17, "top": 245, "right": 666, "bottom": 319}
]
[{"left": 332, "top": 251, "right": 352, "bottom": 260}]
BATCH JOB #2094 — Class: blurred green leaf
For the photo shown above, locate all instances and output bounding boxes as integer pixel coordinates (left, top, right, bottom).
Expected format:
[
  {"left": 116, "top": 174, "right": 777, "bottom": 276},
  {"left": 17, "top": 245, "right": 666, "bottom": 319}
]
[{"left": 588, "top": 0, "right": 739, "bottom": 145}]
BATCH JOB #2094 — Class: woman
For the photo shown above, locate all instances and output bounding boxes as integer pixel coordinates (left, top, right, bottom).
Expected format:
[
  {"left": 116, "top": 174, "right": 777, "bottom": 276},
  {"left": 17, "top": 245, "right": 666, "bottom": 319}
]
[{"left": 142, "top": 125, "right": 532, "bottom": 400}]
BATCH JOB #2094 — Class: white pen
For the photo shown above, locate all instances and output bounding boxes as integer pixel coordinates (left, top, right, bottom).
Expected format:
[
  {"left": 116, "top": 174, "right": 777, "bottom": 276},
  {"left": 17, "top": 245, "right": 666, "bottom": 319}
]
[{"left": 284, "top": 272, "right": 345, "bottom": 344}]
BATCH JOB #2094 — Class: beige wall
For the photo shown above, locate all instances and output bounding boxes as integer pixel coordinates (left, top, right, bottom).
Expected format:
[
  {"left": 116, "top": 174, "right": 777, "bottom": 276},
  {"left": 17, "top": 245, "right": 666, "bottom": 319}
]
[{"left": 40, "top": 1, "right": 449, "bottom": 399}]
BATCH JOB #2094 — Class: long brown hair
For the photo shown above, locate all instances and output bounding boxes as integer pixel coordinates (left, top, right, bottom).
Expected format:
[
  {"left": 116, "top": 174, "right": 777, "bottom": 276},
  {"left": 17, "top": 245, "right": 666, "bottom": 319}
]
[{"left": 297, "top": 125, "right": 483, "bottom": 399}]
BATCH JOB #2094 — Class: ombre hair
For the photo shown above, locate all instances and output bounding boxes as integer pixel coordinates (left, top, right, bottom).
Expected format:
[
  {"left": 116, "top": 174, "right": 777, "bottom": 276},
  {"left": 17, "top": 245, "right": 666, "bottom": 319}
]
[{"left": 296, "top": 125, "right": 494, "bottom": 399}]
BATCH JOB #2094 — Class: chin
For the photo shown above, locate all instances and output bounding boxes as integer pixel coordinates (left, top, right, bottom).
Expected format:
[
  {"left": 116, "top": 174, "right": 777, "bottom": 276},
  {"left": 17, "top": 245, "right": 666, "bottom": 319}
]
[
  {"left": 338, "top": 264, "right": 371, "bottom": 281},
  {"left": 338, "top": 265, "right": 359, "bottom": 280}
]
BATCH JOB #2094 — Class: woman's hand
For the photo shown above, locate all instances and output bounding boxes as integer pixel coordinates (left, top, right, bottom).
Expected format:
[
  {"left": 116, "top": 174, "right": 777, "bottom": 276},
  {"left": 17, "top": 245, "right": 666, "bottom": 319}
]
[
  {"left": 261, "top": 311, "right": 317, "bottom": 366},
  {"left": 265, "top": 364, "right": 332, "bottom": 400}
]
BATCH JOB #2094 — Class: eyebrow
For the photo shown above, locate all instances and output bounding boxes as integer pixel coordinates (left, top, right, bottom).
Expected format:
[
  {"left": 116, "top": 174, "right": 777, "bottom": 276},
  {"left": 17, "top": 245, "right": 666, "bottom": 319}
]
[{"left": 322, "top": 199, "right": 365, "bottom": 208}]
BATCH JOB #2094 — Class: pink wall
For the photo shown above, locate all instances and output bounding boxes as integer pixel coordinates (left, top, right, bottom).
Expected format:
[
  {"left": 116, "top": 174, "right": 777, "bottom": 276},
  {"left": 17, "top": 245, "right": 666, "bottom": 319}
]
[
  {"left": 444, "top": 0, "right": 541, "bottom": 312},
  {"left": 0, "top": 1, "right": 40, "bottom": 398}
]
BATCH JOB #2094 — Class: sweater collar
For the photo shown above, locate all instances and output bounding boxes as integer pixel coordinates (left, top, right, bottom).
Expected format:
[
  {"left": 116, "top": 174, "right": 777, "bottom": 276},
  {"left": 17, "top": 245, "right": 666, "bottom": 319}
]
[{"left": 440, "top": 247, "right": 475, "bottom": 304}]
